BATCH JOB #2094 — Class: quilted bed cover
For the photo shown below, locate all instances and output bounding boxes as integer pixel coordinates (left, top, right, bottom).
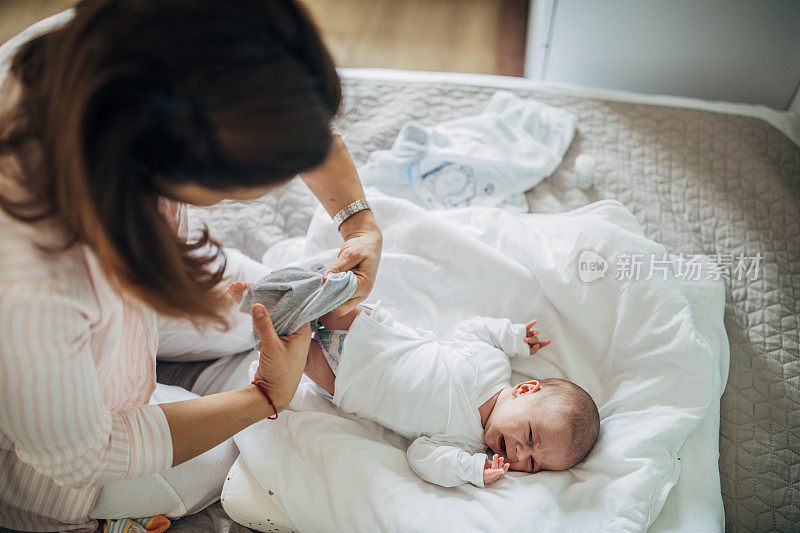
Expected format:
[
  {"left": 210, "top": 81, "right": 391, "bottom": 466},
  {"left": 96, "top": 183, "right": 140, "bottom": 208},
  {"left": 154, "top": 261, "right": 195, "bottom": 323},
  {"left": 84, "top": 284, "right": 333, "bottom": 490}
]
[{"left": 181, "top": 71, "right": 799, "bottom": 532}]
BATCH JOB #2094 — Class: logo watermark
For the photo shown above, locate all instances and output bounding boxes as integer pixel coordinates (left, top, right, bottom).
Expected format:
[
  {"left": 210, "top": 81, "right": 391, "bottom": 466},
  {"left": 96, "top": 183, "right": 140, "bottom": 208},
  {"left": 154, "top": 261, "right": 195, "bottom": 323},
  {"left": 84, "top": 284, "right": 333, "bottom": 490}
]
[
  {"left": 578, "top": 250, "right": 609, "bottom": 283},
  {"left": 577, "top": 251, "right": 762, "bottom": 283}
]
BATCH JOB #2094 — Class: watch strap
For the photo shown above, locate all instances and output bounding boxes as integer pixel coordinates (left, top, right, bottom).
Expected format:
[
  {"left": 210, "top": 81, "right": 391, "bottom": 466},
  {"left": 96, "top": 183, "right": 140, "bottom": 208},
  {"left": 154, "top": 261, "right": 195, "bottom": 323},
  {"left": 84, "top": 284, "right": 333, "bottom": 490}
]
[{"left": 332, "top": 199, "right": 372, "bottom": 229}]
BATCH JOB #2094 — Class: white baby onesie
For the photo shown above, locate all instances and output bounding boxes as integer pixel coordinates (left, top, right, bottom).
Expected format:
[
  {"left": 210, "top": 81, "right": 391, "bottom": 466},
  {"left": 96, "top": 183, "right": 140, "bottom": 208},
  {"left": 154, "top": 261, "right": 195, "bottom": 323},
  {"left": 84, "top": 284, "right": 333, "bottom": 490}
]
[{"left": 330, "top": 303, "right": 530, "bottom": 488}]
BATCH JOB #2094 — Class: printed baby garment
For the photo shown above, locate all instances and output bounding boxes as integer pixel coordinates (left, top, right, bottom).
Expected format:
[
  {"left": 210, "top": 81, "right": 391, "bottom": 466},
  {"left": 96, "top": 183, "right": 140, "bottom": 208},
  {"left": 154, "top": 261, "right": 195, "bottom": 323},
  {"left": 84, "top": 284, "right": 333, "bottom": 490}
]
[{"left": 358, "top": 90, "right": 577, "bottom": 212}]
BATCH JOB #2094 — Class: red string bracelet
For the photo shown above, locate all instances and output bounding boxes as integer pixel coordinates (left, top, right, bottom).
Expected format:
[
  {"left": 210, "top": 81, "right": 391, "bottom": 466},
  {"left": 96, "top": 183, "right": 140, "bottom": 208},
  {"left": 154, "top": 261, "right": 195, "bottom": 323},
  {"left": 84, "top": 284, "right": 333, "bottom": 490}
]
[{"left": 251, "top": 380, "right": 278, "bottom": 420}]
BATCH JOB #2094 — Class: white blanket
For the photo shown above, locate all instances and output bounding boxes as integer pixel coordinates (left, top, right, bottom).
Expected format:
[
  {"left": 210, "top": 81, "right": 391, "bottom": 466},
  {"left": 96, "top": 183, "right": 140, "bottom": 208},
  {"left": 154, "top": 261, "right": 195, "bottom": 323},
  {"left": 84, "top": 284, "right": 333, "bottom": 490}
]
[{"left": 235, "top": 192, "right": 715, "bottom": 532}]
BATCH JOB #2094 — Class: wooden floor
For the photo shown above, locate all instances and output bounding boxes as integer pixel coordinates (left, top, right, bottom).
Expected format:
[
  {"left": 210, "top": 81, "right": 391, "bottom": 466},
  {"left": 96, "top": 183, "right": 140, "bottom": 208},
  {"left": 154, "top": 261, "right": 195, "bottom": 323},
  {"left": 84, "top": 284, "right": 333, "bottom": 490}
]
[
  {"left": 300, "top": 0, "right": 527, "bottom": 75},
  {"left": 0, "top": 0, "right": 527, "bottom": 76}
]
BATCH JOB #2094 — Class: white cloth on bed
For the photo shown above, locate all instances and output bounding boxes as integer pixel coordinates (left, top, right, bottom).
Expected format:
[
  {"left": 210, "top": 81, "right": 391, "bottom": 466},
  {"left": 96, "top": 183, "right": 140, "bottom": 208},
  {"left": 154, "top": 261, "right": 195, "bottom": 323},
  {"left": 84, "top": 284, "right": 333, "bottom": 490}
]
[
  {"left": 358, "top": 90, "right": 576, "bottom": 213},
  {"left": 329, "top": 306, "right": 528, "bottom": 488},
  {"left": 234, "top": 191, "right": 715, "bottom": 532}
]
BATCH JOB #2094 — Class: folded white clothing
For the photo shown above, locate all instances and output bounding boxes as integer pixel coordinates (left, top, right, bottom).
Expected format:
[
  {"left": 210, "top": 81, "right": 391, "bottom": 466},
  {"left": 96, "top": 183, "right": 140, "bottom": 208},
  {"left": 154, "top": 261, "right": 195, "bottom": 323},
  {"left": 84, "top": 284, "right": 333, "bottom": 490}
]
[{"left": 358, "top": 90, "right": 577, "bottom": 211}]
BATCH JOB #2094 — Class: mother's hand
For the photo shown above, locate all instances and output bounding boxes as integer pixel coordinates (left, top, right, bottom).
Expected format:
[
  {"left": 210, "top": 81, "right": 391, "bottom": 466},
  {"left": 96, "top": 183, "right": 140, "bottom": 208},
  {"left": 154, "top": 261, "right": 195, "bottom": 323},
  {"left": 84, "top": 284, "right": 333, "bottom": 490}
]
[
  {"left": 323, "top": 211, "right": 383, "bottom": 317},
  {"left": 251, "top": 304, "right": 311, "bottom": 412}
]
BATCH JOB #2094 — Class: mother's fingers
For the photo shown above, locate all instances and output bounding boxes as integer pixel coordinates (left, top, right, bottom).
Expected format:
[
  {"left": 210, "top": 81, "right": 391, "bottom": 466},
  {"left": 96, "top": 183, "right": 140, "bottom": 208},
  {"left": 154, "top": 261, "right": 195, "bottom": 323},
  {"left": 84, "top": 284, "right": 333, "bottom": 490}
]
[
  {"left": 252, "top": 304, "right": 279, "bottom": 348},
  {"left": 326, "top": 265, "right": 375, "bottom": 317},
  {"left": 283, "top": 322, "right": 312, "bottom": 344},
  {"left": 323, "top": 249, "right": 362, "bottom": 279}
]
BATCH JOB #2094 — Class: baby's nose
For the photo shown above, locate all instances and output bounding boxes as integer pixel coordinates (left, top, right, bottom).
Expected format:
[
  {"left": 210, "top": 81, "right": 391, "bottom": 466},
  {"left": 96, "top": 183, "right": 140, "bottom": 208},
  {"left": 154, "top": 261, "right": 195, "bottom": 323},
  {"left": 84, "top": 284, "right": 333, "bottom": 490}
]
[
  {"left": 515, "top": 442, "right": 524, "bottom": 457},
  {"left": 509, "top": 459, "right": 532, "bottom": 472}
]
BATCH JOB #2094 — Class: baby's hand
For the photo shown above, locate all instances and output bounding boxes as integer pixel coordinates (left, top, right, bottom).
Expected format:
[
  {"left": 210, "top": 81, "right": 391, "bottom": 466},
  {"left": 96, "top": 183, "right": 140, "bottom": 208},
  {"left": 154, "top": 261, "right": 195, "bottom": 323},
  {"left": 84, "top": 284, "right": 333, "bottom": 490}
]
[
  {"left": 525, "top": 319, "right": 551, "bottom": 355},
  {"left": 483, "top": 454, "right": 509, "bottom": 485},
  {"left": 227, "top": 281, "right": 251, "bottom": 305}
]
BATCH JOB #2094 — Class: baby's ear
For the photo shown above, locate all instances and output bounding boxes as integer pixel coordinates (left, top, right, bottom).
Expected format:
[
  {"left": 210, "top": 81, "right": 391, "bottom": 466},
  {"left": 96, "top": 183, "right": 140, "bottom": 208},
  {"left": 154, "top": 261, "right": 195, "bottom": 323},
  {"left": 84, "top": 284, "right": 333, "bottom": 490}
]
[{"left": 511, "top": 380, "right": 540, "bottom": 398}]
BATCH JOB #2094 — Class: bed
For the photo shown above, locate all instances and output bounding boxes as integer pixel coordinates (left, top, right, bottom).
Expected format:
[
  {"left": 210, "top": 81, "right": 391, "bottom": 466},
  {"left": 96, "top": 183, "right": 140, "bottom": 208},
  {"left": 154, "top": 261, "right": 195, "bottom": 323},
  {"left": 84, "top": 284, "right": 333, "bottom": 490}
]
[
  {"left": 4, "top": 13, "right": 799, "bottom": 529},
  {"left": 173, "top": 69, "right": 800, "bottom": 532},
  {"left": 0, "top": 7, "right": 800, "bottom": 533}
]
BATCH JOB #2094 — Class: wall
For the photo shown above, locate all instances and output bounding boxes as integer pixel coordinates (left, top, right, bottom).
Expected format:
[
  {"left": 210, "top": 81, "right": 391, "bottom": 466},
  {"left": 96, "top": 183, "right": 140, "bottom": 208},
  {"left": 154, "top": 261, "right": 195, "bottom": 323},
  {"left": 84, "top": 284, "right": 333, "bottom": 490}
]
[{"left": 527, "top": 0, "right": 800, "bottom": 110}]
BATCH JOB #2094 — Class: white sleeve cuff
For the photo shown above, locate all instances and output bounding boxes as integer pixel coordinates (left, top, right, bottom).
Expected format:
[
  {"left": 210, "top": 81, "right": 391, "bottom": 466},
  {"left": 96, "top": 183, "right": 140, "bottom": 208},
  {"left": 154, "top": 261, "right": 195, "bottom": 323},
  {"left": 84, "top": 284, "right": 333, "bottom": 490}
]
[
  {"left": 471, "top": 452, "right": 487, "bottom": 488},
  {"left": 510, "top": 323, "right": 530, "bottom": 357}
]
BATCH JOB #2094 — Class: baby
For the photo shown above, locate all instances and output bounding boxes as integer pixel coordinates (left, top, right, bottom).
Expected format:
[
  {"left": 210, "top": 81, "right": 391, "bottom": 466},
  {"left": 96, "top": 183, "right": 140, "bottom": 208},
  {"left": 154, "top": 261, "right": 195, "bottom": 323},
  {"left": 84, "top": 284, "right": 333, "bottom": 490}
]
[
  {"left": 306, "top": 304, "right": 598, "bottom": 487},
  {"left": 230, "top": 281, "right": 599, "bottom": 487}
]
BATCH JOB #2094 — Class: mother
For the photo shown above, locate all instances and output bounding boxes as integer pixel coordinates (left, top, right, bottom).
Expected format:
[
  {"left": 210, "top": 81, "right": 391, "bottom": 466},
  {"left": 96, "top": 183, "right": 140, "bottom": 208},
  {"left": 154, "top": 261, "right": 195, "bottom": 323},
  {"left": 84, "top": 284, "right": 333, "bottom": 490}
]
[{"left": 0, "top": 1, "right": 381, "bottom": 531}]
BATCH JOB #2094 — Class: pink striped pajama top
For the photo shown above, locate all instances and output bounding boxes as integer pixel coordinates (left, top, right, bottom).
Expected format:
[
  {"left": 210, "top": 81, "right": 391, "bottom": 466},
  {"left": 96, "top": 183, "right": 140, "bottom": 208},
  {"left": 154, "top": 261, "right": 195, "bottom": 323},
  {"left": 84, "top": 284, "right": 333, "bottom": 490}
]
[{"left": 0, "top": 201, "right": 186, "bottom": 531}]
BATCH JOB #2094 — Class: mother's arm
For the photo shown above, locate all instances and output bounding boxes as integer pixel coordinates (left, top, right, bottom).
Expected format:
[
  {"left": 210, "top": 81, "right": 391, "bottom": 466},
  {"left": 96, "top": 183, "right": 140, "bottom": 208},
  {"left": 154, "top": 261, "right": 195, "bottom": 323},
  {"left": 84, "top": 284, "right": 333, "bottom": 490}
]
[
  {"left": 0, "top": 286, "right": 176, "bottom": 487},
  {"left": 300, "top": 135, "right": 383, "bottom": 316},
  {"left": 160, "top": 304, "right": 309, "bottom": 465},
  {"left": 1, "top": 286, "right": 308, "bottom": 479}
]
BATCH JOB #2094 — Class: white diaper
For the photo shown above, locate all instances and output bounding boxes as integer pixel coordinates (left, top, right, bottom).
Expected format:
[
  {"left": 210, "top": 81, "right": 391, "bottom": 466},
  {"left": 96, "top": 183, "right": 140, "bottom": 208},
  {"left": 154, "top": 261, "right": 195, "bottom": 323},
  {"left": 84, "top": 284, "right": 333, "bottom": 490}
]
[{"left": 313, "top": 327, "right": 348, "bottom": 375}]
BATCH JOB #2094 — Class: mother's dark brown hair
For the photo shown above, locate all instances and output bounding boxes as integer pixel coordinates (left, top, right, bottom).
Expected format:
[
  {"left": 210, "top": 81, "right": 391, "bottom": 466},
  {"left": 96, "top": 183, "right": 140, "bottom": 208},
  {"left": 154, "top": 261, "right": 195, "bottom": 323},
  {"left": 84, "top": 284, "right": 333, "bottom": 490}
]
[{"left": 0, "top": 0, "right": 341, "bottom": 326}]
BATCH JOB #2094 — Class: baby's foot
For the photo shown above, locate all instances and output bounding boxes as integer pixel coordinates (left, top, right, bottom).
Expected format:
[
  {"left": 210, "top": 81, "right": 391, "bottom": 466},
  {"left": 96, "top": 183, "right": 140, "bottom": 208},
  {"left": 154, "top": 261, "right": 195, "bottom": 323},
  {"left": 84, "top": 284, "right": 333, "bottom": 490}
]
[
  {"left": 227, "top": 281, "right": 250, "bottom": 304},
  {"left": 525, "top": 319, "right": 551, "bottom": 355}
]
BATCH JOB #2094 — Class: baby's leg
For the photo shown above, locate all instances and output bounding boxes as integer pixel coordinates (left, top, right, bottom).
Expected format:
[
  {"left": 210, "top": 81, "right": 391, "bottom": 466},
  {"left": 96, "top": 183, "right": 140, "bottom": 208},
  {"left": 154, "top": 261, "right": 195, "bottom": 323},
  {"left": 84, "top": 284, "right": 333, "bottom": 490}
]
[
  {"left": 306, "top": 305, "right": 373, "bottom": 395},
  {"left": 304, "top": 340, "right": 336, "bottom": 395},
  {"left": 319, "top": 305, "right": 371, "bottom": 330}
]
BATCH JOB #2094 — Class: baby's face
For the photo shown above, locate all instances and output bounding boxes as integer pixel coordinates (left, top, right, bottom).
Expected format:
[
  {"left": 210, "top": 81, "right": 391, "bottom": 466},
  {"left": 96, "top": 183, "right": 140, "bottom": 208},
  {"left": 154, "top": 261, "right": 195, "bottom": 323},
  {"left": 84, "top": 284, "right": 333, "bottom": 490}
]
[{"left": 483, "top": 384, "right": 574, "bottom": 472}]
